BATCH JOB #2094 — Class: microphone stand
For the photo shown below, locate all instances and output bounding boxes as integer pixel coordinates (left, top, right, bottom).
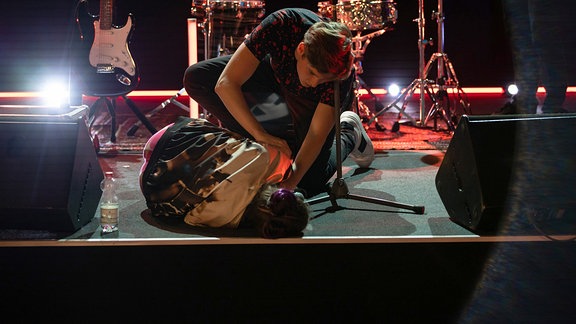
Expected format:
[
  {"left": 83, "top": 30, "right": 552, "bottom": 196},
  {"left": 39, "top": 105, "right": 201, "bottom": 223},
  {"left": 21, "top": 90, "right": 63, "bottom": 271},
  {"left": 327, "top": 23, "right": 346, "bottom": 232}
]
[{"left": 306, "top": 0, "right": 425, "bottom": 215}]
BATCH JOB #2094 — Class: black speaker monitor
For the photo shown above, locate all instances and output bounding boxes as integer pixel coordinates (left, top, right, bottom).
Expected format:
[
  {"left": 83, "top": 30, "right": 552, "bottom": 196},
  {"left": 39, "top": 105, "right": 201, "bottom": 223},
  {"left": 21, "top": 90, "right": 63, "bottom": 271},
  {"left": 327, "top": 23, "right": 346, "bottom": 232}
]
[
  {"left": 435, "top": 114, "right": 576, "bottom": 233},
  {"left": 0, "top": 105, "right": 104, "bottom": 232}
]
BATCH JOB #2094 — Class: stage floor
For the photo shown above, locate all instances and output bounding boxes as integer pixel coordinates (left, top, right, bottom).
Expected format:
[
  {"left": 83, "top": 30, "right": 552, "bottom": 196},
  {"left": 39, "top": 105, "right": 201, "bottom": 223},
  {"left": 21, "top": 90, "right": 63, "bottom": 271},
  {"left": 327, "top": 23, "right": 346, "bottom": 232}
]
[{"left": 0, "top": 90, "right": 575, "bottom": 245}]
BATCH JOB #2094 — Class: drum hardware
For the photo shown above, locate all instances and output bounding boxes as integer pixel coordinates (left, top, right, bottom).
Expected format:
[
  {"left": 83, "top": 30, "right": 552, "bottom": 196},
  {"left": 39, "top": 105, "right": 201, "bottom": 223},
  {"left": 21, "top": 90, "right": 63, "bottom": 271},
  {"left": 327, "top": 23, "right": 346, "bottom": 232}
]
[
  {"left": 350, "top": 29, "right": 394, "bottom": 129},
  {"left": 367, "top": 0, "right": 470, "bottom": 132}
]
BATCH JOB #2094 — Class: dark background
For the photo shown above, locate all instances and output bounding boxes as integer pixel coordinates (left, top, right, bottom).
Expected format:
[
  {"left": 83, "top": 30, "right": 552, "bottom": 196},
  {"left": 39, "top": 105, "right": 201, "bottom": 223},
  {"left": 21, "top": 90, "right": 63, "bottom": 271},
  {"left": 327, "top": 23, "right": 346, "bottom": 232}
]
[{"left": 0, "top": 0, "right": 568, "bottom": 92}]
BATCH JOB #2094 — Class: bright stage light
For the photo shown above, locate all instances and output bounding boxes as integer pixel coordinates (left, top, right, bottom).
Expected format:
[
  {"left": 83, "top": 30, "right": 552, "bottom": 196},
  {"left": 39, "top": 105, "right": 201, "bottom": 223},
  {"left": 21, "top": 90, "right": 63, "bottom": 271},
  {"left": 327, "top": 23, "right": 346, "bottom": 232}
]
[
  {"left": 388, "top": 83, "right": 400, "bottom": 96},
  {"left": 506, "top": 84, "right": 519, "bottom": 96},
  {"left": 40, "top": 80, "right": 69, "bottom": 106}
]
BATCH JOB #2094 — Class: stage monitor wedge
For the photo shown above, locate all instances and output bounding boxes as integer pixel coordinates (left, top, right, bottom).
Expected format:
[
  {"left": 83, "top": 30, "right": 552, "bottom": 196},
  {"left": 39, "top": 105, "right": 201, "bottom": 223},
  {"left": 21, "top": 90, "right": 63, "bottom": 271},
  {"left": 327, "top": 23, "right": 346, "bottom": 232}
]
[
  {"left": 0, "top": 105, "right": 104, "bottom": 232},
  {"left": 436, "top": 113, "right": 576, "bottom": 233}
]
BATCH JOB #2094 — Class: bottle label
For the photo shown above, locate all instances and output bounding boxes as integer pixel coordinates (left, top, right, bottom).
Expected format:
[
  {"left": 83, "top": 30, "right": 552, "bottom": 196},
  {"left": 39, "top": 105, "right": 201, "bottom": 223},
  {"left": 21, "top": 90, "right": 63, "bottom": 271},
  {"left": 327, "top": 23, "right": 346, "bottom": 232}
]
[{"left": 100, "top": 203, "right": 119, "bottom": 233}]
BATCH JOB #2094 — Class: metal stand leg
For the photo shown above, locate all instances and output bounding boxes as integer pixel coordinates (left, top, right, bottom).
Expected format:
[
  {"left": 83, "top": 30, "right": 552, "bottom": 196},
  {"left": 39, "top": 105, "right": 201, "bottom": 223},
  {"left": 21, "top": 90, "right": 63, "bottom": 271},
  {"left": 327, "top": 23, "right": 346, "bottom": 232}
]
[
  {"left": 367, "top": 0, "right": 428, "bottom": 131},
  {"left": 355, "top": 75, "right": 389, "bottom": 131},
  {"left": 367, "top": 79, "right": 422, "bottom": 132},
  {"left": 126, "top": 89, "right": 189, "bottom": 136},
  {"left": 89, "top": 97, "right": 117, "bottom": 143},
  {"left": 89, "top": 95, "right": 157, "bottom": 143},
  {"left": 421, "top": 53, "right": 470, "bottom": 131},
  {"left": 306, "top": 177, "right": 425, "bottom": 214},
  {"left": 121, "top": 95, "right": 157, "bottom": 135}
]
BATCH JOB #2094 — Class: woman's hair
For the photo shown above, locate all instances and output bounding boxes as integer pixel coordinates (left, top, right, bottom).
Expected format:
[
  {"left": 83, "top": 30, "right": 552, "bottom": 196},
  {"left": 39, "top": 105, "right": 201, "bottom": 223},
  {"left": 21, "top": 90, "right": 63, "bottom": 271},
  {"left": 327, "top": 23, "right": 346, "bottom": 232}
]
[
  {"left": 243, "top": 185, "right": 309, "bottom": 239},
  {"left": 302, "top": 21, "right": 354, "bottom": 79}
]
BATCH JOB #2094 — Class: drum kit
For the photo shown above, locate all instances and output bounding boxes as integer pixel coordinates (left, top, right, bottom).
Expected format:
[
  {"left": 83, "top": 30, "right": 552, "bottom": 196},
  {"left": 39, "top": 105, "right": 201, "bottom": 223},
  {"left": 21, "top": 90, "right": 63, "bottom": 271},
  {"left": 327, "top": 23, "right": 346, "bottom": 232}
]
[
  {"left": 190, "top": 0, "right": 396, "bottom": 60},
  {"left": 191, "top": 1, "right": 266, "bottom": 59},
  {"left": 186, "top": 0, "right": 467, "bottom": 131}
]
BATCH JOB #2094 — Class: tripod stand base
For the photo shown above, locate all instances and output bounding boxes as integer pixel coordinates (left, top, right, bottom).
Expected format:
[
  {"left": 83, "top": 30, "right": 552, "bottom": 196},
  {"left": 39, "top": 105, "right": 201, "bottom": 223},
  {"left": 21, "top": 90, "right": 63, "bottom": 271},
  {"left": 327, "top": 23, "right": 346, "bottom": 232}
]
[
  {"left": 306, "top": 178, "right": 425, "bottom": 214},
  {"left": 367, "top": 79, "right": 421, "bottom": 129},
  {"left": 89, "top": 96, "right": 157, "bottom": 142}
]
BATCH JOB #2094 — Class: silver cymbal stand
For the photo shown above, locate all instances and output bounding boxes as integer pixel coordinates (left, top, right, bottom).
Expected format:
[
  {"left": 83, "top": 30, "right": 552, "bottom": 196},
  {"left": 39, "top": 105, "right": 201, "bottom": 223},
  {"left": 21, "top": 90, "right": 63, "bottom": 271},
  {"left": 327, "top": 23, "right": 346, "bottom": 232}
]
[
  {"left": 351, "top": 28, "right": 390, "bottom": 128},
  {"left": 366, "top": 0, "right": 427, "bottom": 131},
  {"left": 421, "top": 0, "right": 470, "bottom": 131},
  {"left": 368, "top": 0, "right": 469, "bottom": 132}
]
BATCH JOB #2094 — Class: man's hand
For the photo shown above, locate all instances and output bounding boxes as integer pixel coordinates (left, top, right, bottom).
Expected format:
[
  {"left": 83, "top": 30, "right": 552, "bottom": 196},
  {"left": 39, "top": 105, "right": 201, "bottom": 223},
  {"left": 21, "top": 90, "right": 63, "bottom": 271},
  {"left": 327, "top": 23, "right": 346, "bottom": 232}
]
[{"left": 256, "top": 132, "right": 292, "bottom": 158}]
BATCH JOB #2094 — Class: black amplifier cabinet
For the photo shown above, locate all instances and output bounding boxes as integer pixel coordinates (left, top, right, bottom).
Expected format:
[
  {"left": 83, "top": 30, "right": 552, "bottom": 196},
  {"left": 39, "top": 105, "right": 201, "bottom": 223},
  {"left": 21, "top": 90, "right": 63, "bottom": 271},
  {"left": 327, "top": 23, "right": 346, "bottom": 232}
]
[{"left": 0, "top": 105, "right": 104, "bottom": 232}]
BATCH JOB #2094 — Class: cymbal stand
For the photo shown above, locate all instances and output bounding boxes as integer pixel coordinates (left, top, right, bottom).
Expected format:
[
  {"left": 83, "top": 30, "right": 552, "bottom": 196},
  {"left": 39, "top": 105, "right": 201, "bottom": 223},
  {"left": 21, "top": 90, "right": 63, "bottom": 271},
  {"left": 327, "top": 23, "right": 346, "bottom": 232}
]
[
  {"left": 306, "top": 1, "right": 425, "bottom": 216},
  {"left": 350, "top": 29, "right": 390, "bottom": 129},
  {"left": 368, "top": 0, "right": 469, "bottom": 132},
  {"left": 421, "top": 0, "right": 470, "bottom": 131},
  {"left": 367, "top": 0, "right": 428, "bottom": 131}
]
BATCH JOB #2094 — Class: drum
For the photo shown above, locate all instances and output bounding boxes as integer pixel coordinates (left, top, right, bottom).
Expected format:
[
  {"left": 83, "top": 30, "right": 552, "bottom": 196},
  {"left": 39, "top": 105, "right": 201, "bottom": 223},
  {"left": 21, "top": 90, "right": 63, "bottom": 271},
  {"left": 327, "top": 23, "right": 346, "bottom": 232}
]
[
  {"left": 191, "top": 1, "right": 266, "bottom": 58},
  {"left": 318, "top": 0, "right": 397, "bottom": 31}
]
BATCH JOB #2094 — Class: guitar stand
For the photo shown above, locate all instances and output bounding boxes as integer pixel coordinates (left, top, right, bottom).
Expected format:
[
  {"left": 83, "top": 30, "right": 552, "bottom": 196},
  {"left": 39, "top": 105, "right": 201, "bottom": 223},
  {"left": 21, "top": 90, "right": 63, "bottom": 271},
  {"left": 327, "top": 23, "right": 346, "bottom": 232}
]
[
  {"left": 89, "top": 95, "right": 157, "bottom": 143},
  {"left": 126, "top": 88, "right": 190, "bottom": 136},
  {"left": 306, "top": 81, "right": 425, "bottom": 216}
]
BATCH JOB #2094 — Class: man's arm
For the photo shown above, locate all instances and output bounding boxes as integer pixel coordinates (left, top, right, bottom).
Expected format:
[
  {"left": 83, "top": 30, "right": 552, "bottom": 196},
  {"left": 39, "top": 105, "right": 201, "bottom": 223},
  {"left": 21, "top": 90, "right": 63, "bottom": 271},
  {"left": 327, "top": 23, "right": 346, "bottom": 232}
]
[
  {"left": 214, "top": 43, "right": 292, "bottom": 157},
  {"left": 281, "top": 102, "right": 335, "bottom": 190}
]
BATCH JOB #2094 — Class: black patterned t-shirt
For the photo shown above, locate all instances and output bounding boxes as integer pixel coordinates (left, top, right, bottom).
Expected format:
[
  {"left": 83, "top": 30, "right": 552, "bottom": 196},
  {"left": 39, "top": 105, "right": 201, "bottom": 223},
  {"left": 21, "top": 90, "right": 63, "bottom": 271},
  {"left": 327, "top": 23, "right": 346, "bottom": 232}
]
[{"left": 244, "top": 8, "right": 354, "bottom": 108}]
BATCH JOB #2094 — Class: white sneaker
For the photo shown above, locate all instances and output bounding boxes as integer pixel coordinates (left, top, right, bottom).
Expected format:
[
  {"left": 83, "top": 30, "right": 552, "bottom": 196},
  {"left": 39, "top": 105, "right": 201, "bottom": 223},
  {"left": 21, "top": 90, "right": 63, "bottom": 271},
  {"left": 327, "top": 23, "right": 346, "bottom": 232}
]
[{"left": 340, "top": 111, "right": 374, "bottom": 168}]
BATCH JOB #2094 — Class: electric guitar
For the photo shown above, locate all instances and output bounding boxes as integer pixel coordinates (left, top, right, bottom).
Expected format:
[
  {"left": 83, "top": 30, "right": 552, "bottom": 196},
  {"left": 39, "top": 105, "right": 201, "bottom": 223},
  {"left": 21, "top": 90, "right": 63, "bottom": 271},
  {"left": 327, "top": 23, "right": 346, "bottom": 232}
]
[{"left": 74, "top": 0, "right": 139, "bottom": 97}]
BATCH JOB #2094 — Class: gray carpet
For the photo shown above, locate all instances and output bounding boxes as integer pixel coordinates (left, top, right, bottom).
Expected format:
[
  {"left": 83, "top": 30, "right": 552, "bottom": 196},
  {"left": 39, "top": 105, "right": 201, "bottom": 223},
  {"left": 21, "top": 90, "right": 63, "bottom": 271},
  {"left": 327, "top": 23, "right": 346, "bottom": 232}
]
[{"left": 57, "top": 149, "right": 474, "bottom": 241}]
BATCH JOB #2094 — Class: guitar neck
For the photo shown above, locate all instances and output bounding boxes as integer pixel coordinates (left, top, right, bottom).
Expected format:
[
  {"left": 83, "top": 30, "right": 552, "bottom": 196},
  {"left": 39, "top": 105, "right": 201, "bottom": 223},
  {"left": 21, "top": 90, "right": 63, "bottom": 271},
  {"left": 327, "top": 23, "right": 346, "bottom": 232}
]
[{"left": 99, "top": 0, "right": 114, "bottom": 30}]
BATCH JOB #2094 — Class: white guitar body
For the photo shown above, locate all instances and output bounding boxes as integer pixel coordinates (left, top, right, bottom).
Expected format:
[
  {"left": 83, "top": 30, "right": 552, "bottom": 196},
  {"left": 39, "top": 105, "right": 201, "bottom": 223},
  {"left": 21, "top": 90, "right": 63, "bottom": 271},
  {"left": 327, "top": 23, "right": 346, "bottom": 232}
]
[{"left": 89, "top": 16, "right": 136, "bottom": 77}]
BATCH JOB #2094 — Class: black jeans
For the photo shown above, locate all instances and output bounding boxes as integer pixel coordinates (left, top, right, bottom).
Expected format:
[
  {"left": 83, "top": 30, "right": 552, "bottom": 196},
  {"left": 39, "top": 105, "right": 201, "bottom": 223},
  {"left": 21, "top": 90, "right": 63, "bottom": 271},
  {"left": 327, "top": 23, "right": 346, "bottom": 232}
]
[{"left": 183, "top": 55, "right": 356, "bottom": 197}]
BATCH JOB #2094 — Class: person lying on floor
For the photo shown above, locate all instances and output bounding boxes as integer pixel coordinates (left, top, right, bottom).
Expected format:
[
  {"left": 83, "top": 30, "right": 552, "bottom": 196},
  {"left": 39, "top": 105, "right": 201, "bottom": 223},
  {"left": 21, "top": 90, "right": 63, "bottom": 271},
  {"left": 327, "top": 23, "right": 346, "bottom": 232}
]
[{"left": 139, "top": 113, "right": 373, "bottom": 238}]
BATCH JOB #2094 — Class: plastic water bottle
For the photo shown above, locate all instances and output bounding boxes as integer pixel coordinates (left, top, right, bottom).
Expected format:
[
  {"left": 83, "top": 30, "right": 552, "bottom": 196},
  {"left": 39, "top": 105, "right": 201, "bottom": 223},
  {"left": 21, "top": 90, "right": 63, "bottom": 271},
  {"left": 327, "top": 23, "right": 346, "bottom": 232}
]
[{"left": 100, "top": 171, "right": 119, "bottom": 233}]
